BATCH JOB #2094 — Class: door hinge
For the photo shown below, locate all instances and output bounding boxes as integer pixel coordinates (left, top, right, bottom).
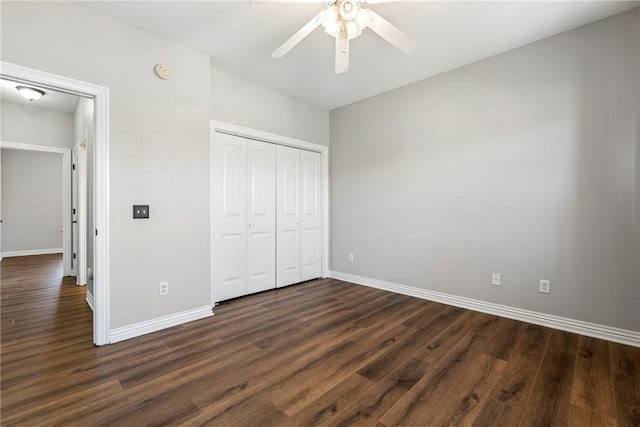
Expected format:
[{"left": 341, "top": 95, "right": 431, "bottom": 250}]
[
  {"left": 73, "top": 253, "right": 76, "bottom": 259},
  {"left": 95, "top": 229, "right": 98, "bottom": 236},
  {"left": 73, "top": 208, "right": 76, "bottom": 215},
  {"left": 73, "top": 164, "right": 76, "bottom": 170}
]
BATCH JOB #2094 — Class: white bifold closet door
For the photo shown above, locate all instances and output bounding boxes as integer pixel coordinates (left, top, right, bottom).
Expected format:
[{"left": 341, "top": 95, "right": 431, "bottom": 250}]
[
  {"left": 246, "top": 139, "right": 276, "bottom": 294},
  {"left": 276, "top": 145, "right": 322, "bottom": 287},
  {"left": 213, "top": 133, "right": 275, "bottom": 301},
  {"left": 299, "top": 149, "right": 322, "bottom": 281}
]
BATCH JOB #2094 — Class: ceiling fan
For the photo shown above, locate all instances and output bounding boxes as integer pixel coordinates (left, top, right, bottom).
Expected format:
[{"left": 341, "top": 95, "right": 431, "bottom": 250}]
[{"left": 271, "top": 0, "right": 417, "bottom": 73}]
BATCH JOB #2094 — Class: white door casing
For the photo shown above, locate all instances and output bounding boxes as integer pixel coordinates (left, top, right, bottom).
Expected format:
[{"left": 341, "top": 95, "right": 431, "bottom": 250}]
[
  {"left": 0, "top": 149, "right": 2, "bottom": 261},
  {"left": 300, "top": 150, "right": 322, "bottom": 281},
  {"left": 246, "top": 139, "right": 276, "bottom": 294},
  {"left": 0, "top": 62, "right": 110, "bottom": 345},
  {"left": 0, "top": 142, "right": 71, "bottom": 272},
  {"left": 276, "top": 145, "right": 301, "bottom": 287}
]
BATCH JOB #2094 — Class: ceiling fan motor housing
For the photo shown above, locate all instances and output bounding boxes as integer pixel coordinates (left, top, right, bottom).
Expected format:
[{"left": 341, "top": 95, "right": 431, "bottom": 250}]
[
  {"left": 340, "top": 0, "right": 359, "bottom": 21},
  {"left": 322, "top": 0, "right": 371, "bottom": 40}
]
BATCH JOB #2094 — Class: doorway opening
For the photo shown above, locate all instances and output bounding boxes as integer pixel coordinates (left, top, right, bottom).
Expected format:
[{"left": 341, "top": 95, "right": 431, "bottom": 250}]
[{"left": 1, "top": 61, "right": 110, "bottom": 345}]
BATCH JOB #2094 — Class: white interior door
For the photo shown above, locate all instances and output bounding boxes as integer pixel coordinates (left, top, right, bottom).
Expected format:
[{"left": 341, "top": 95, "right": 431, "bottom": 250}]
[
  {"left": 246, "top": 140, "right": 276, "bottom": 294},
  {"left": 71, "top": 146, "right": 79, "bottom": 277},
  {"left": 300, "top": 150, "right": 322, "bottom": 281},
  {"left": 213, "top": 133, "right": 247, "bottom": 301},
  {"left": 276, "top": 145, "right": 301, "bottom": 287},
  {"left": 76, "top": 140, "right": 89, "bottom": 286}
]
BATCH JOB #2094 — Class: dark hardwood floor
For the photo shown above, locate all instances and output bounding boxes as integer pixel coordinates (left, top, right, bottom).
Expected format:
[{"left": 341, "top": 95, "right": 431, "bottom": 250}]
[{"left": 1, "top": 254, "right": 639, "bottom": 426}]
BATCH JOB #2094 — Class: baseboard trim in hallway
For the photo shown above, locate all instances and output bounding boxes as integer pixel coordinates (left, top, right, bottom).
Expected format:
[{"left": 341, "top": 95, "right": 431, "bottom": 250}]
[
  {"left": 329, "top": 270, "right": 640, "bottom": 348},
  {"left": 2, "top": 248, "right": 63, "bottom": 258}
]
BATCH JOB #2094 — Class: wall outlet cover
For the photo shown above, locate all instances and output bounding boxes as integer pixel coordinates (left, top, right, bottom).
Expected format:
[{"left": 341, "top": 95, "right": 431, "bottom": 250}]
[
  {"left": 159, "top": 281, "right": 169, "bottom": 295},
  {"left": 491, "top": 273, "right": 501, "bottom": 286},
  {"left": 540, "top": 279, "right": 550, "bottom": 294}
]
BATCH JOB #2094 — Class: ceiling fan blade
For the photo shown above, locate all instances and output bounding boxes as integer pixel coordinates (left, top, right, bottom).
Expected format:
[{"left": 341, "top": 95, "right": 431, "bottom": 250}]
[
  {"left": 367, "top": 10, "right": 417, "bottom": 54},
  {"left": 272, "top": 12, "right": 323, "bottom": 58},
  {"left": 335, "top": 36, "right": 349, "bottom": 73}
]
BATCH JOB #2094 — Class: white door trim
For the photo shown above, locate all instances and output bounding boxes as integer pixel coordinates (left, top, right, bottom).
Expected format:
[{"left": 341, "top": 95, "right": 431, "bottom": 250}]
[
  {"left": 1, "top": 61, "right": 111, "bottom": 346},
  {"left": 210, "top": 121, "right": 330, "bottom": 305},
  {"left": 0, "top": 141, "right": 72, "bottom": 275},
  {"left": 74, "top": 132, "right": 88, "bottom": 287}
]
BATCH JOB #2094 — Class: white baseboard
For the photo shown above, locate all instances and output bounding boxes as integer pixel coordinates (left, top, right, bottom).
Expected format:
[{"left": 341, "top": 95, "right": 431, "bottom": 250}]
[
  {"left": 2, "top": 248, "right": 63, "bottom": 257},
  {"left": 86, "top": 290, "right": 94, "bottom": 312},
  {"left": 110, "top": 306, "right": 214, "bottom": 344},
  {"left": 329, "top": 270, "right": 640, "bottom": 348}
]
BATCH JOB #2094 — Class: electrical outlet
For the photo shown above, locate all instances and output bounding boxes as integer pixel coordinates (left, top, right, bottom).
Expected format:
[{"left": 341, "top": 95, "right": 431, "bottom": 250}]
[
  {"left": 539, "top": 279, "right": 550, "bottom": 294},
  {"left": 348, "top": 253, "right": 354, "bottom": 262},
  {"left": 491, "top": 273, "right": 501, "bottom": 286},
  {"left": 159, "top": 282, "right": 169, "bottom": 296}
]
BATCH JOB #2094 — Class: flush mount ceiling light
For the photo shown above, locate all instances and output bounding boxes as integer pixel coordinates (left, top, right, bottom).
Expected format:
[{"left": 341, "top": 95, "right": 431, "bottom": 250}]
[
  {"left": 272, "top": 0, "right": 417, "bottom": 73},
  {"left": 16, "top": 85, "right": 46, "bottom": 101}
]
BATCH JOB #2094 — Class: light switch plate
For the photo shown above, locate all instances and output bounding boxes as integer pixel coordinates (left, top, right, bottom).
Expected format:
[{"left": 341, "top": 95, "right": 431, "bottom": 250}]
[{"left": 133, "top": 205, "right": 149, "bottom": 219}]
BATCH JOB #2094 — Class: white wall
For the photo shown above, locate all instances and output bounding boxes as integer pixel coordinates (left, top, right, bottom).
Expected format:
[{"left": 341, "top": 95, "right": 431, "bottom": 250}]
[
  {"left": 1, "top": 2, "right": 211, "bottom": 329},
  {"left": 1, "top": 149, "right": 63, "bottom": 254},
  {"left": 330, "top": 10, "right": 639, "bottom": 332},
  {"left": 210, "top": 66, "right": 330, "bottom": 146},
  {"left": 1, "top": 101, "right": 75, "bottom": 148}
]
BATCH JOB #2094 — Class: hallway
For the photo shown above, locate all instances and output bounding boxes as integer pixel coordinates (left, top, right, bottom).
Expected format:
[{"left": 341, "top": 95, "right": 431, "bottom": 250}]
[{"left": 1, "top": 254, "right": 94, "bottom": 423}]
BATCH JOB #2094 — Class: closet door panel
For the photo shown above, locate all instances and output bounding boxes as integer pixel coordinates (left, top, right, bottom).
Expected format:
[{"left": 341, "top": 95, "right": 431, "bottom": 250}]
[
  {"left": 276, "top": 145, "right": 301, "bottom": 287},
  {"left": 300, "top": 150, "right": 322, "bottom": 281},
  {"left": 246, "top": 140, "right": 276, "bottom": 294},
  {"left": 214, "top": 133, "right": 247, "bottom": 301}
]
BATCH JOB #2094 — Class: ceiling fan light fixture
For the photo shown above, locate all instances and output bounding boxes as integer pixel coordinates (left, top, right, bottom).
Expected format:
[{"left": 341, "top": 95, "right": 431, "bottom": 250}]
[
  {"left": 16, "top": 85, "right": 45, "bottom": 101},
  {"left": 321, "top": 1, "right": 369, "bottom": 40},
  {"left": 339, "top": 0, "right": 359, "bottom": 21},
  {"left": 321, "top": 5, "right": 340, "bottom": 37},
  {"left": 346, "top": 21, "right": 360, "bottom": 39},
  {"left": 355, "top": 8, "right": 372, "bottom": 29}
]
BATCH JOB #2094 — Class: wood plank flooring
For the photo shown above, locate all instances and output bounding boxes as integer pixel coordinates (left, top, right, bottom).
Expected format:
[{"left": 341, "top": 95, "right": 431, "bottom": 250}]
[{"left": 2, "top": 254, "right": 639, "bottom": 426}]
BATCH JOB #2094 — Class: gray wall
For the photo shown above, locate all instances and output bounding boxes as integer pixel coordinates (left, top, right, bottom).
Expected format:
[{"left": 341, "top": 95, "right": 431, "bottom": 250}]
[
  {"left": 74, "top": 97, "right": 95, "bottom": 295},
  {"left": 1, "top": 101, "right": 75, "bottom": 148},
  {"left": 2, "top": 1, "right": 211, "bottom": 329},
  {"left": 330, "top": 10, "right": 639, "bottom": 332},
  {"left": 1, "top": 149, "right": 63, "bottom": 253},
  {"left": 210, "top": 66, "right": 330, "bottom": 146}
]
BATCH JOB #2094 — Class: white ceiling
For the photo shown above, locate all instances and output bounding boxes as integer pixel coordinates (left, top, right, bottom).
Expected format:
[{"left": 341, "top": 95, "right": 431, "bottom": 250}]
[
  {"left": 81, "top": 1, "right": 638, "bottom": 110},
  {"left": 0, "top": 78, "right": 81, "bottom": 114}
]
